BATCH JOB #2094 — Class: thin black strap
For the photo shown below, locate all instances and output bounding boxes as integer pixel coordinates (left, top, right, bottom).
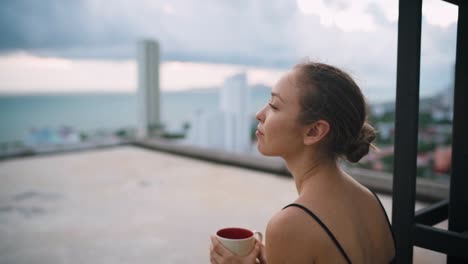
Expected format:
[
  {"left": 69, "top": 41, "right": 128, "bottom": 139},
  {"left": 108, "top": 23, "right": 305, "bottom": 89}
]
[
  {"left": 370, "top": 190, "right": 397, "bottom": 262},
  {"left": 283, "top": 203, "right": 352, "bottom": 264}
]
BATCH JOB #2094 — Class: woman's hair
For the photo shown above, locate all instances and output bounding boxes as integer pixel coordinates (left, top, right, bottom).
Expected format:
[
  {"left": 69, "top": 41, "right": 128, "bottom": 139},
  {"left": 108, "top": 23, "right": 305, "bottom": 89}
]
[{"left": 294, "top": 61, "right": 376, "bottom": 163}]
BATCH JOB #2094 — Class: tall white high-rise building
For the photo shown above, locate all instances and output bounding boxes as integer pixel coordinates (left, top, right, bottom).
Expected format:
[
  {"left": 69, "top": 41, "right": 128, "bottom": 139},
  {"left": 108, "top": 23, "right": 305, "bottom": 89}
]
[
  {"left": 188, "top": 72, "right": 251, "bottom": 153},
  {"left": 137, "top": 39, "right": 160, "bottom": 138},
  {"left": 188, "top": 110, "right": 226, "bottom": 149},
  {"left": 220, "top": 72, "right": 250, "bottom": 153}
]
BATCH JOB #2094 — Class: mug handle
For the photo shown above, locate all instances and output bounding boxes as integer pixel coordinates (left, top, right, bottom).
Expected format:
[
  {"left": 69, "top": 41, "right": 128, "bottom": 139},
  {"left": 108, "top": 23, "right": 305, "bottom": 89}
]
[{"left": 253, "top": 230, "right": 263, "bottom": 243}]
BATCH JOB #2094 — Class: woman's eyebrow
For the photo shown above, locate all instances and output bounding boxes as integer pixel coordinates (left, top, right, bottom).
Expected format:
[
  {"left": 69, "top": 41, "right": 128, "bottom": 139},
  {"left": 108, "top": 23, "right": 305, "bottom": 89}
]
[{"left": 271, "top": 92, "right": 286, "bottom": 103}]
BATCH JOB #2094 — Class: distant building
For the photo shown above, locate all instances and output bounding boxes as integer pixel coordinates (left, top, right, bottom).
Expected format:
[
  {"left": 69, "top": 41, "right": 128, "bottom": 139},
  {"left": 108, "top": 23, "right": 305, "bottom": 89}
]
[
  {"left": 137, "top": 39, "right": 160, "bottom": 138},
  {"left": 188, "top": 110, "right": 225, "bottom": 150},
  {"left": 188, "top": 72, "right": 251, "bottom": 153},
  {"left": 438, "top": 86, "right": 454, "bottom": 118},
  {"left": 24, "top": 126, "right": 80, "bottom": 146},
  {"left": 376, "top": 122, "right": 394, "bottom": 141},
  {"left": 371, "top": 102, "right": 395, "bottom": 118},
  {"left": 220, "top": 72, "right": 250, "bottom": 153},
  {"left": 433, "top": 145, "right": 452, "bottom": 174}
]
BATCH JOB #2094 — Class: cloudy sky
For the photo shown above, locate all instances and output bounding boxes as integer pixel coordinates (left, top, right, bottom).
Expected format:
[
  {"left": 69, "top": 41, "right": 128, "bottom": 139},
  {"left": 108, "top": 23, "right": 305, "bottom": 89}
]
[{"left": 0, "top": 0, "right": 459, "bottom": 102}]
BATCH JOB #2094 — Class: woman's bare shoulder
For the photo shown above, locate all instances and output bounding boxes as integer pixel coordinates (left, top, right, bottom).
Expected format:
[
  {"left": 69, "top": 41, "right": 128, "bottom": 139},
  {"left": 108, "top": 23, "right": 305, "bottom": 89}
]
[{"left": 265, "top": 207, "right": 330, "bottom": 264}]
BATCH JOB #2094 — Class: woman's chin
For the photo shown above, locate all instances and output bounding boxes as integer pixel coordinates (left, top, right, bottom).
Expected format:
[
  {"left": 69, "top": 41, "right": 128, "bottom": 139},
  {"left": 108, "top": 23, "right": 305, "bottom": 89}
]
[
  {"left": 256, "top": 142, "right": 265, "bottom": 155},
  {"left": 256, "top": 143, "right": 274, "bottom": 156}
]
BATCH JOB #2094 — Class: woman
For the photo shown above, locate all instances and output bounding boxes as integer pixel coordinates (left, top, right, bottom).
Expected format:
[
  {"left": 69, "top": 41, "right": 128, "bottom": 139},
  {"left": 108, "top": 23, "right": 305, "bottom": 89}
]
[{"left": 210, "top": 62, "right": 396, "bottom": 264}]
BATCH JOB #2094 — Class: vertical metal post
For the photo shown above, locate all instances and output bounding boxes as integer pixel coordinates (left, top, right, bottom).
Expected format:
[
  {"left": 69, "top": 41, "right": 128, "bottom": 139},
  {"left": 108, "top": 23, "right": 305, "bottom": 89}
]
[
  {"left": 448, "top": 3, "right": 468, "bottom": 264},
  {"left": 392, "top": 0, "right": 422, "bottom": 263}
]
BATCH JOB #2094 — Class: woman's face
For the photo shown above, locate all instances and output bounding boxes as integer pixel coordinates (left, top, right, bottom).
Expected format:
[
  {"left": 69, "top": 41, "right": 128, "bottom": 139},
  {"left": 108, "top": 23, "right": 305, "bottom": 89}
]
[{"left": 255, "top": 70, "right": 305, "bottom": 158}]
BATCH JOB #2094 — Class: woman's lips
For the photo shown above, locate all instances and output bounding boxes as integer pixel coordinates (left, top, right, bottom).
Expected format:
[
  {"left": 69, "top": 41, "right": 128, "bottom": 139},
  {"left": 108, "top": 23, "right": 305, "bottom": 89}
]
[{"left": 256, "top": 130, "right": 264, "bottom": 137}]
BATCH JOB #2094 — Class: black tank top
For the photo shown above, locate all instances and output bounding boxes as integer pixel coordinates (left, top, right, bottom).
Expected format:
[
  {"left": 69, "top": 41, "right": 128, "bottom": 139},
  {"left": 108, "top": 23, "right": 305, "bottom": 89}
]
[{"left": 282, "top": 191, "right": 396, "bottom": 264}]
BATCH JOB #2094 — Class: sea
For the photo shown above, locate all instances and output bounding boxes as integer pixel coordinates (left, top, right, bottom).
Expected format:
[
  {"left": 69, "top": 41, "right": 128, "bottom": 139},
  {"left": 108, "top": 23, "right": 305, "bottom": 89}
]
[{"left": 0, "top": 87, "right": 271, "bottom": 143}]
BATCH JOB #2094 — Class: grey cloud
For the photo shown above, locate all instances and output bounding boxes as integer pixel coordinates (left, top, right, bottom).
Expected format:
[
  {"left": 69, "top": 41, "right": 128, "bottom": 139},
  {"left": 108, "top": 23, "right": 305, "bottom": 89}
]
[
  {"left": 0, "top": 0, "right": 458, "bottom": 96},
  {"left": 420, "top": 22, "right": 458, "bottom": 94},
  {"left": 0, "top": 0, "right": 151, "bottom": 57},
  {"left": 323, "top": 0, "right": 350, "bottom": 10},
  {"left": 0, "top": 1, "right": 90, "bottom": 49},
  {"left": 0, "top": 0, "right": 299, "bottom": 66},
  {"left": 366, "top": 3, "right": 397, "bottom": 27}
]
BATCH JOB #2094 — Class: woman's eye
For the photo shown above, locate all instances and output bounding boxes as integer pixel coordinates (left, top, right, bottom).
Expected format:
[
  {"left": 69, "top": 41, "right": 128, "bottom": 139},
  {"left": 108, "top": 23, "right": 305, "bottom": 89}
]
[{"left": 268, "top": 103, "right": 278, "bottom": 110}]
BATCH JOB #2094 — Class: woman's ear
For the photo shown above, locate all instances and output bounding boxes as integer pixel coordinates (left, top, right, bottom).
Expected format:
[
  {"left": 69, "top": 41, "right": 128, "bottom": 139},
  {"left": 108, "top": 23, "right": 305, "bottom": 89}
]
[{"left": 303, "top": 120, "right": 330, "bottom": 146}]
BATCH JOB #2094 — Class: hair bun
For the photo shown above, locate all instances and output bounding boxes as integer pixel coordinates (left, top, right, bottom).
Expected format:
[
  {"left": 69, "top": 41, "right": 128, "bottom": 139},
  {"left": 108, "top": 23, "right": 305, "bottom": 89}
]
[{"left": 345, "top": 123, "right": 376, "bottom": 163}]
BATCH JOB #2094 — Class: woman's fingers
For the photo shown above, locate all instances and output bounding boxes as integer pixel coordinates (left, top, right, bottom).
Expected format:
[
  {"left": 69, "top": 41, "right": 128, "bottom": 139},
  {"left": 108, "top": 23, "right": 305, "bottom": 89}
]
[
  {"left": 210, "top": 235, "right": 263, "bottom": 264},
  {"left": 210, "top": 241, "right": 224, "bottom": 264},
  {"left": 210, "top": 250, "right": 222, "bottom": 264},
  {"left": 210, "top": 236, "right": 234, "bottom": 257},
  {"left": 254, "top": 240, "right": 267, "bottom": 264},
  {"left": 258, "top": 246, "right": 267, "bottom": 264},
  {"left": 247, "top": 244, "right": 260, "bottom": 258}
]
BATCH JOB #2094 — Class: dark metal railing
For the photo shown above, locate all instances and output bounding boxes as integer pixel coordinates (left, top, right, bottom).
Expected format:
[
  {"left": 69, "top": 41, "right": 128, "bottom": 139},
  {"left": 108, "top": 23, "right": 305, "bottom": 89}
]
[{"left": 392, "top": 0, "right": 468, "bottom": 263}]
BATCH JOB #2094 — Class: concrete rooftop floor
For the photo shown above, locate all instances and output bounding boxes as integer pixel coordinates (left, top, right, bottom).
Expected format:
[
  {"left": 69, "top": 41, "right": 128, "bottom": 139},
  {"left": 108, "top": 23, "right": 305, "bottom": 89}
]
[{"left": 0, "top": 146, "right": 446, "bottom": 263}]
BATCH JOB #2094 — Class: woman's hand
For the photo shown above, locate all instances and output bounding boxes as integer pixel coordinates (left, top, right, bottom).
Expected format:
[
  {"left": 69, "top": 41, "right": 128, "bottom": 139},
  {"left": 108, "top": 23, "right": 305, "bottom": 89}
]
[{"left": 210, "top": 236, "right": 266, "bottom": 264}]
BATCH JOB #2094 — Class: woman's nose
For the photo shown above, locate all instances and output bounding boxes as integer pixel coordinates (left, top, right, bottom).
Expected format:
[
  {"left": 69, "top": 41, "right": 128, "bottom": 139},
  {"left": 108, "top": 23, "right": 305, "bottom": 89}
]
[{"left": 256, "top": 106, "right": 265, "bottom": 122}]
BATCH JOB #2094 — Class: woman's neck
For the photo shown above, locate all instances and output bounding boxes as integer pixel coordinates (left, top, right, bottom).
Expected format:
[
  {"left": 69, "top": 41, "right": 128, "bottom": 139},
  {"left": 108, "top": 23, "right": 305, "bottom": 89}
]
[{"left": 284, "top": 151, "right": 342, "bottom": 196}]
